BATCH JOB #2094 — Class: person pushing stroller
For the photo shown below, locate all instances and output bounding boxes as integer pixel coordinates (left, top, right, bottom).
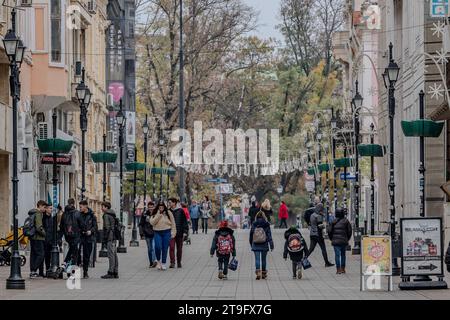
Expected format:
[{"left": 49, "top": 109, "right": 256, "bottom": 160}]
[{"left": 283, "top": 226, "right": 309, "bottom": 279}]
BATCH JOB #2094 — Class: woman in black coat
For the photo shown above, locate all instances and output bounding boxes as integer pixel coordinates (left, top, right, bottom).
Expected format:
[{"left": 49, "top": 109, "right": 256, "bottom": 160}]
[{"left": 328, "top": 208, "right": 352, "bottom": 275}]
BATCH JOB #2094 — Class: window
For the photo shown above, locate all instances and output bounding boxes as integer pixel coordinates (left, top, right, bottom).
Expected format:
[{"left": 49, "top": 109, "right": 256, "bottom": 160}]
[
  {"left": 50, "top": 0, "right": 62, "bottom": 63},
  {"left": 128, "top": 22, "right": 134, "bottom": 37},
  {"left": 129, "top": 8, "right": 135, "bottom": 17},
  {"left": 22, "top": 148, "right": 31, "bottom": 171},
  {"left": 80, "top": 29, "right": 86, "bottom": 66}
]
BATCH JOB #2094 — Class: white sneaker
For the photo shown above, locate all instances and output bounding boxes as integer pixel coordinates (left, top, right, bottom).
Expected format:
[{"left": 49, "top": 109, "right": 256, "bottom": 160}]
[
  {"left": 156, "top": 261, "right": 162, "bottom": 270},
  {"left": 161, "top": 264, "right": 167, "bottom": 271},
  {"left": 297, "top": 268, "right": 303, "bottom": 279}
]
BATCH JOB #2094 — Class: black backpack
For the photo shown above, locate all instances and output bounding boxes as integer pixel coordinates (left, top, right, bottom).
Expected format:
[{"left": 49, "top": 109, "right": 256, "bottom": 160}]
[
  {"left": 113, "top": 217, "right": 123, "bottom": 241},
  {"left": 23, "top": 212, "right": 36, "bottom": 238},
  {"left": 303, "top": 207, "right": 315, "bottom": 226},
  {"left": 63, "top": 211, "right": 80, "bottom": 238}
]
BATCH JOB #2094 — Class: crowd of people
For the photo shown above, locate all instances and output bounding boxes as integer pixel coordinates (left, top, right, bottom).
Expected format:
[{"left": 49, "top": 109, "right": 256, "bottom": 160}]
[{"left": 26, "top": 194, "right": 450, "bottom": 283}]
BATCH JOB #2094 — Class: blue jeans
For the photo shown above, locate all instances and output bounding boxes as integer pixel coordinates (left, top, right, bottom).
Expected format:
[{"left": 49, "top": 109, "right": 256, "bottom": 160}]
[
  {"left": 333, "top": 245, "right": 347, "bottom": 268},
  {"left": 254, "top": 251, "right": 268, "bottom": 271},
  {"left": 154, "top": 230, "right": 171, "bottom": 264},
  {"left": 145, "top": 237, "right": 156, "bottom": 264}
]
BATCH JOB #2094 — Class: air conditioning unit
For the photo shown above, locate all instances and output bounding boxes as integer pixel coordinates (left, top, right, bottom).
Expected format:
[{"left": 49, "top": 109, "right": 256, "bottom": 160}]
[
  {"left": 87, "top": 0, "right": 97, "bottom": 14},
  {"left": 20, "top": 0, "right": 32, "bottom": 7},
  {"left": 38, "top": 122, "right": 48, "bottom": 140}
]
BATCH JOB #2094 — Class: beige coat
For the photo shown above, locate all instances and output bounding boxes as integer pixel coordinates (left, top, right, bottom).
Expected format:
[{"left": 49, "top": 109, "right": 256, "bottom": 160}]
[{"left": 150, "top": 211, "right": 176, "bottom": 238}]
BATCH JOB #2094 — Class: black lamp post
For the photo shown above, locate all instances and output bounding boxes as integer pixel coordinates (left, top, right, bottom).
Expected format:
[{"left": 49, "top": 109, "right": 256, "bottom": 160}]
[
  {"left": 143, "top": 116, "right": 149, "bottom": 212},
  {"left": 331, "top": 108, "right": 338, "bottom": 212},
  {"left": 383, "top": 42, "right": 401, "bottom": 276},
  {"left": 419, "top": 90, "right": 425, "bottom": 218},
  {"left": 98, "top": 133, "right": 109, "bottom": 258},
  {"left": 5, "top": 8, "right": 26, "bottom": 290},
  {"left": 370, "top": 123, "right": 376, "bottom": 235},
  {"left": 316, "top": 127, "right": 322, "bottom": 196},
  {"left": 129, "top": 147, "right": 139, "bottom": 247},
  {"left": 76, "top": 67, "right": 92, "bottom": 200},
  {"left": 116, "top": 99, "right": 127, "bottom": 253},
  {"left": 159, "top": 127, "right": 165, "bottom": 201},
  {"left": 352, "top": 80, "right": 363, "bottom": 255}
]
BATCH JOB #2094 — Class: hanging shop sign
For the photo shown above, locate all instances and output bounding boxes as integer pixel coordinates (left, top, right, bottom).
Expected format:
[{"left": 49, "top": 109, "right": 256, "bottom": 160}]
[
  {"left": 41, "top": 154, "right": 72, "bottom": 166},
  {"left": 430, "top": 0, "right": 448, "bottom": 17},
  {"left": 400, "top": 217, "right": 444, "bottom": 277}
]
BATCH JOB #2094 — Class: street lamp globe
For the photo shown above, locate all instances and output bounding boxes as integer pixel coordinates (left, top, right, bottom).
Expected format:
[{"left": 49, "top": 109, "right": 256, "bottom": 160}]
[
  {"left": 76, "top": 82, "right": 87, "bottom": 103},
  {"left": 15, "top": 39, "right": 25, "bottom": 66},
  {"left": 353, "top": 91, "right": 363, "bottom": 109},
  {"left": 84, "top": 88, "right": 92, "bottom": 106},
  {"left": 143, "top": 120, "right": 149, "bottom": 135},
  {"left": 3, "top": 29, "right": 19, "bottom": 61},
  {"left": 386, "top": 61, "right": 400, "bottom": 84},
  {"left": 116, "top": 110, "right": 125, "bottom": 127}
]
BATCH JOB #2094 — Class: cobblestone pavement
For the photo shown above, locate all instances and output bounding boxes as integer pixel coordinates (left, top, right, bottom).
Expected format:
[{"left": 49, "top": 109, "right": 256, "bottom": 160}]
[{"left": 1, "top": 228, "right": 449, "bottom": 300}]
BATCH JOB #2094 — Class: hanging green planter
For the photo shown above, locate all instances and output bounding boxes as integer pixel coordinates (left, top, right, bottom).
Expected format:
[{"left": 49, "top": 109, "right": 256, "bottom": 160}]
[
  {"left": 334, "top": 157, "right": 353, "bottom": 168},
  {"left": 125, "top": 162, "right": 146, "bottom": 171},
  {"left": 318, "top": 163, "right": 330, "bottom": 172},
  {"left": 91, "top": 152, "right": 118, "bottom": 163},
  {"left": 401, "top": 120, "right": 444, "bottom": 138},
  {"left": 37, "top": 139, "right": 73, "bottom": 154},
  {"left": 306, "top": 168, "right": 315, "bottom": 175},
  {"left": 358, "top": 144, "right": 384, "bottom": 157},
  {"left": 151, "top": 167, "right": 177, "bottom": 176}
]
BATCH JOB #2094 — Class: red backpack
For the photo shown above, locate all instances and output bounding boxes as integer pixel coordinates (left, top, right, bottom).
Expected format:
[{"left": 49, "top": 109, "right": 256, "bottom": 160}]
[
  {"left": 287, "top": 234, "right": 304, "bottom": 253},
  {"left": 217, "top": 234, "right": 233, "bottom": 255}
]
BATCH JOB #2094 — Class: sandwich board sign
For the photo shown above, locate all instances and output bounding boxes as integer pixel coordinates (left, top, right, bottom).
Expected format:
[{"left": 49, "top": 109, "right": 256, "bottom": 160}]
[{"left": 360, "top": 235, "right": 393, "bottom": 291}]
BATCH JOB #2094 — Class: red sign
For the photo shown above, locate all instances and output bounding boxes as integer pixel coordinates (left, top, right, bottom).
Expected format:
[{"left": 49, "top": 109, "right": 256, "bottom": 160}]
[{"left": 41, "top": 154, "right": 72, "bottom": 165}]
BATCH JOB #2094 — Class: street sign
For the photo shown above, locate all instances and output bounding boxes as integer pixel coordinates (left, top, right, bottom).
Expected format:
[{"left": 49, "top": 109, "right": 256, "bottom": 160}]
[
  {"left": 41, "top": 154, "right": 72, "bottom": 166},
  {"left": 340, "top": 173, "right": 356, "bottom": 180},
  {"left": 430, "top": 0, "right": 448, "bottom": 17},
  {"left": 305, "top": 181, "right": 315, "bottom": 192},
  {"left": 400, "top": 217, "right": 444, "bottom": 277},
  {"left": 215, "top": 183, "right": 233, "bottom": 194}
]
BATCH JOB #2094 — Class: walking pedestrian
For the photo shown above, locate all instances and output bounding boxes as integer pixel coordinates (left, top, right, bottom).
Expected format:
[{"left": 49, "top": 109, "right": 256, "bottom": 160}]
[
  {"left": 78, "top": 200, "right": 98, "bottom": 279},
  {"left": 59, "top": 198, "right": 82, "bottom": 270},
  {"left": 328, "top": 208, "right": 352, "bottom": 274},
  {"left": 139, "top": 201, "right": 157, "bottom": 268},
  {"left": 189, "top": 200, "right": 200, "bottom": 234},
  {"left": 283, "top": 226, "right": 309, "bottom": 279},
  {"left": 29, "top": 200, "right": 47, "bottom": 278},
  {"left": 307, "top": 203, "right": 334, "bottom": 267},
  {"left": 41, "top": 203, "right": 54, "bottom": 277},
  {"left": 278, "top": 201, "right": 289, "bottom": 228},
  {"left": 248, "top": 201, "right": 259, "bottom": 225},
  {"left": 168, "top": 198, "right": 189, "bottom": 268},
  {"left": 260, "top": 199, "right": 273, "bottom": 224},
  {"left": 150, "top": 202, "right": 176, "bottom": 270},
  {"left": 249, "top": 211, "right": 274, "bottom": 280},
  {"left": 200, "top": 196, "right": 212, "bottom": 234},
  {"left": 101, "top": 201, "right": 119, "bottom": 279},
  {"left": 210, "top": 220, "right": 236, "bottom": 280}
]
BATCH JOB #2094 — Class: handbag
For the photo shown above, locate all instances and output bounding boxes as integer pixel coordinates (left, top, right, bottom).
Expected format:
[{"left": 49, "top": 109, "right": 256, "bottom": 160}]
[
  {"left": 301, "top": 257, "right": 312, "bottom": 270},
  {"left": 229, "top": 257, "right": 238, "bottom": 271}
]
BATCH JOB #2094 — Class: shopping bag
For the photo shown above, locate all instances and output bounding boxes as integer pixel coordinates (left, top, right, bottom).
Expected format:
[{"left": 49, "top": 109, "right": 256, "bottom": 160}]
[
  {"left": 229, "top": 257, "right": 239, "bottom": 271},
  {"left": 301, "top": 257, "right": 312, "bottom": 270}
]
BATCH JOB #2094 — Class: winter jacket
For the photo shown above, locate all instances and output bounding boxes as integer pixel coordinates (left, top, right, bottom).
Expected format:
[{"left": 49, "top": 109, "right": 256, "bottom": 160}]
[
  {"left": 139, "top": 211, "right": 154, "bottom": 238},
  {"left": 170, "top": 207, "right": 189, "bottom": 236},
  {"left": 189, "top": 204, "right": 200, "bottom": 219},
  {"left": 328, "top": 217, "right": 352, "bottom": 247},
  {"left": 150, "top": 211, "right": 177, "bottom": 238},
  {"left": 200, "top": 201, "right": 212, "bottom": 219},
  {"left": 42, "top": 213, "right": 54, "bottom": 243},
  {"left": 59, "top": 205, "right": 82, "bottom": 241},
  {"left": 79, "top": 209, "right": 98, "bottom": 242},
  {"left": 283, "top": 228, "right": 309, "bottom": 261},
  {"left": 31, "top": 210, "right": 46, "bottom": 241},
  {"left": 310, "top": 212, "right": 325, "bottom": 237},
  {"left": 249, "top": 217, "right": 274, "bottom": 252},
  {"left": 261, "top": 208, "right": 273, "bottom": 223},
  {"left": 182, "top": 207, "right": 190, "bottom": 221},
  {"left": 278, "top": 203, "right": 289, "bottom": 219},
  {"left": 248, "top": 205, "right": 259, "bottom": 224},
  {"left": 210, "top": 227, "right": 236, "bottom": 257},
  {"left": 102, "top": 209, "right": 117, "bottom": 242}
]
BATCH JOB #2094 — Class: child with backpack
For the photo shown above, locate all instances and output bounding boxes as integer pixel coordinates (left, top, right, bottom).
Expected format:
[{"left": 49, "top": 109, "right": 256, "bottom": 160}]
[
  {"left": 210, "top": 220, "right": 236, "bottom": 280},
  {"left": 283, "top": 226, "right": 309, "bottom": 279},
  {"left": 249, "top": 211, "right": 274, "bottom": 280}
]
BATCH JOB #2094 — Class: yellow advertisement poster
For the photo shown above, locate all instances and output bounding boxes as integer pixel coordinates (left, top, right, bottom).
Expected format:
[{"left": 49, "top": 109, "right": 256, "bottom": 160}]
[{"left": 361, "top": 236, "right": 392, "bottom": 276}]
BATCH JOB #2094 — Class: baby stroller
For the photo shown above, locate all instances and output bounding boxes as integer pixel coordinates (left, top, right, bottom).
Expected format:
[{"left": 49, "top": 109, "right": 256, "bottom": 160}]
[
  {"left": 0, "top": 227, "right": 28, "bottom": 267},
  {"left": 184, "top": 221, "right": 191, "bottom": 245}
]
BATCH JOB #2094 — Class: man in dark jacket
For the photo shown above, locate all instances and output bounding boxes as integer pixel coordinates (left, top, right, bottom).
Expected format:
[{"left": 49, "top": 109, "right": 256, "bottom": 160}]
[
  {"left": 307, "top": 203, "right": 334, "bottom": 267},
  {"left": 41, "top": 203, "right": 54, "bottom": 276},
  {"left": 248, "top": 201, "right": 259, "bottom": 225},
  {"left": 328, "top": 208, "right": 352, "bottom": 274},
  {"left": 168, "top": 197, "right": 189, "bottom": 268},
  {"left": 59, "top": 198, "right": 82, "bottom": 267},
  {"left": 210, "top": 220, "right": 236, "bottom": 280},
  {"left": 78, "top": 200, "right": 98, "bottom": 278},
  {"left": 29, "top": 200, "right": 47, "bottom": 278},
  {"left": 101, "top": 201, "right": 119, "bottom": 279}
]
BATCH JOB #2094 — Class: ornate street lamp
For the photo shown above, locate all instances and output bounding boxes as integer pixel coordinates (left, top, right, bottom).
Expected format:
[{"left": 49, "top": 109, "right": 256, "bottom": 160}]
[{"left": 116, "top": 99, "right": 127, "bottom": 253}]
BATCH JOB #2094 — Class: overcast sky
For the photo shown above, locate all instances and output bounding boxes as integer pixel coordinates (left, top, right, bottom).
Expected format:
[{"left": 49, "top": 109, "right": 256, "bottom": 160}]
[{"left": 244, "top": 0, "right": 283, "bottom": 41}]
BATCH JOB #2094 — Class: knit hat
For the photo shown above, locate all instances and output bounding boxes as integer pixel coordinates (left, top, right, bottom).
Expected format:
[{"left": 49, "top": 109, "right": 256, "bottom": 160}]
[{"left": 219, "top": 220, "right": 228, "bottom": 228}]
